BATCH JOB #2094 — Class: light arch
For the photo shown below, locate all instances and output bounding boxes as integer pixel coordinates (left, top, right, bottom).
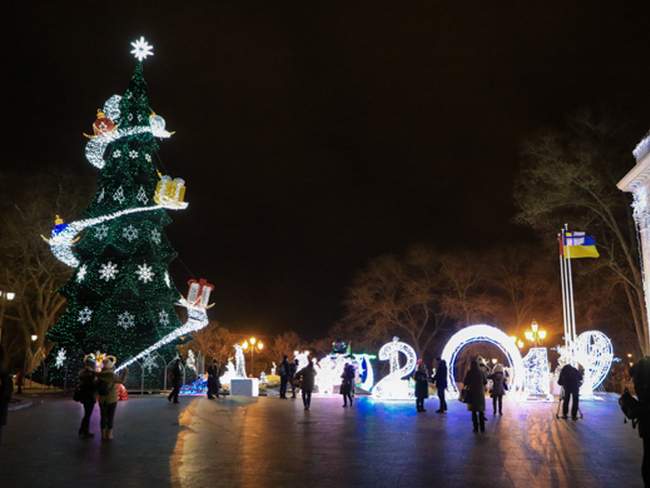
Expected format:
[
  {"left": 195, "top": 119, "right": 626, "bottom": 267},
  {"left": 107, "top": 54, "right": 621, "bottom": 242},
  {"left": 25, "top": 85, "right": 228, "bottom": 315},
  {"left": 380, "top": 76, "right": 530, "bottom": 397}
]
[{"left": 440, "top": 324, "right": 525, "bottom": 399}]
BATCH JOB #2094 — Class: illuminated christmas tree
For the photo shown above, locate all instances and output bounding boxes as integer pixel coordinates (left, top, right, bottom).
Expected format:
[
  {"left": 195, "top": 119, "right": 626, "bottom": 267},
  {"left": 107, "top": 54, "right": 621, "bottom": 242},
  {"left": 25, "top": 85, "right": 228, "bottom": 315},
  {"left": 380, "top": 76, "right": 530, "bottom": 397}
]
[{"left": 47, "top": 38, "right": 191, "bottom": 371}]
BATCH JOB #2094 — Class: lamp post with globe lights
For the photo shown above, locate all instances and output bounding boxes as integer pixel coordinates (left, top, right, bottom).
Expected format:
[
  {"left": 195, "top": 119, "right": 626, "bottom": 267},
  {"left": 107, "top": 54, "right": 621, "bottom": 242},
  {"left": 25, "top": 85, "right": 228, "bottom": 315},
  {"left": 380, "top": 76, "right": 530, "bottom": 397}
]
[
  {"left": 523, "top": 320, "right": 547, "bottom": 347},
  {"left": 242, "top": 337, "right": 264, "bottom": 377}
]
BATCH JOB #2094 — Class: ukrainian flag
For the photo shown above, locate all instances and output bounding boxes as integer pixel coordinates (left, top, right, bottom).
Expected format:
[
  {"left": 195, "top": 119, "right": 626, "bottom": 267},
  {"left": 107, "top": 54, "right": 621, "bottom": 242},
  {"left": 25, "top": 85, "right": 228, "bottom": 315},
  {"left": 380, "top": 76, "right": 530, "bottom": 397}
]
[{"left": 563, "top": 231, "right": 600, "bottom": 259}]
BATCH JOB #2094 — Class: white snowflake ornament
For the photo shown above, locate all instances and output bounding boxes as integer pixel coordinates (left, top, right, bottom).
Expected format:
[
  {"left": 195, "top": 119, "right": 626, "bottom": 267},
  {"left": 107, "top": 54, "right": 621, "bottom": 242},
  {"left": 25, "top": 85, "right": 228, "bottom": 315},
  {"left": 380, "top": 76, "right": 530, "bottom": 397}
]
[
  {"left": 113, "top": 186, "right": 126, "bottom": 204},
  {"left": 145, "top": 154, "right": 152, "bottom": 162},
  {"left": 122, "top": 225, "right": 139, "bottom": 242},
  {"left": 78, "top": 307, "right": 93, "bottom": 324},
  {"left": 136, "top": 263, "right": 155, "bottom": 283},
  {"left": 136, "top": 186, "right": 149, "bottom": 205},
  {"left": 99, "top": 261, "right": 119, "bottom": 281},
  {"left": 129, "top": 150, "right": 138, "bottom": 159},
  {"left": 141, "top": 353, "right": 158, "bottom": 374},
  {"left": 150, "top": 229, "right": 161, "bottom": 244},
  {"left": 130, "top": 36, "right": 154, "bottom": 62},
  {"left": 94, "top": 224, "right": 109, "bottom": 240},
  {"left": 117, "top": 311, "right": 135, "bottom": 330},
  {"left": 159, "top": 309, "right": 170, "bottom": 326},
  {"left": 55, "top": 349, "right": 67, "bottom": 369},
  {"left": 112, "top": 149, "right": 121, "bottom": 158},
  {"left": 76, "top": 264, "right": 88, "bottom": 283}
]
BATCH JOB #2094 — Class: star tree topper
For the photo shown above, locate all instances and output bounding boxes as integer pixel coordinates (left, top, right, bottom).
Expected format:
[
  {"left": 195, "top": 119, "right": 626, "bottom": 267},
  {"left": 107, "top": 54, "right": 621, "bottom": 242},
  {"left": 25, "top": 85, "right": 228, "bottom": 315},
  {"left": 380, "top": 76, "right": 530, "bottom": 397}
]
[{"left": 130, "top": 36, "right": 154, "bottom": 62}]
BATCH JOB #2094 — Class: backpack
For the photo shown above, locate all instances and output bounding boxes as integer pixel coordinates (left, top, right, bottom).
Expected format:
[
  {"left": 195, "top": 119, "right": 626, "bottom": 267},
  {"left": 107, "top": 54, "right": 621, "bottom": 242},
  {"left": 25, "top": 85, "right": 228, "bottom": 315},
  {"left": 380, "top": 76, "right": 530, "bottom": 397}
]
[{"left": 619, "top": 390, "right": 641, "bottom": 426}]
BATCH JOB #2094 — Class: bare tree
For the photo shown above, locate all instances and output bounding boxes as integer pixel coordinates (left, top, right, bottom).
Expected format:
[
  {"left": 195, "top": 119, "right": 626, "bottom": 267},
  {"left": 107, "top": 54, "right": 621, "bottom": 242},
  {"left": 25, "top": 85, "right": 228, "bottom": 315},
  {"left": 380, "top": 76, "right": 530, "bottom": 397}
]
[
  {"left": 0, "top": 170, "right": 91, "bottom": 373},
  {"left": 342, "top": 246, "right": 451, "bottom": 357},
  {"left": 515, "top": 112, "right": 648, "bottom": 353},
  {"left": 181, "top": 321, "right": 236, "bottom": 364}
]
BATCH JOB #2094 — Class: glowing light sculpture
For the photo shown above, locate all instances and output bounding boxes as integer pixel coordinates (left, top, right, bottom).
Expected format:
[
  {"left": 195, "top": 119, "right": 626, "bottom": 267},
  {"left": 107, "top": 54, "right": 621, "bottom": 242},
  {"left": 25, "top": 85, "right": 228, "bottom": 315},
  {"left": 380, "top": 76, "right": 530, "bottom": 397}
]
[
  {"left": 45, "top": 38, "right": 214, "bottom": 379},
  {"left": 522, "top": 347, "right": 551, "bottom": 398},
  {"left": 372, "top": 337, "right": 417, "bottom": 400},
  {"left": 294, "top": 350, "right": 311, "bottom": 371},
  {"left": 234, "top": 344, "right": 247, "bottom": 378},
  {"left": 314, "top": 353, "right": 375, "bottom": 394},
  {"left": 440, "top": 324, "right": 525, "bottom": 399},
  {"left": 576, "top": 330, "right": 614, "bottom": 396}
]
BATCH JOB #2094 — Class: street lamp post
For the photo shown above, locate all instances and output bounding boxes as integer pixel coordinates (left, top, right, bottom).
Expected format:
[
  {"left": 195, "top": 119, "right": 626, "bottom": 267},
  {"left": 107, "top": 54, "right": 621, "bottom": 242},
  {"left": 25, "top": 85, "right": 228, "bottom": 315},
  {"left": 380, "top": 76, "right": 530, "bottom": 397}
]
[
  {"left": 242, "top": 337, "right": 264, "bottom": 377},
  {"left": 523, "top": 320, "right": 547, "bottom": 347}
]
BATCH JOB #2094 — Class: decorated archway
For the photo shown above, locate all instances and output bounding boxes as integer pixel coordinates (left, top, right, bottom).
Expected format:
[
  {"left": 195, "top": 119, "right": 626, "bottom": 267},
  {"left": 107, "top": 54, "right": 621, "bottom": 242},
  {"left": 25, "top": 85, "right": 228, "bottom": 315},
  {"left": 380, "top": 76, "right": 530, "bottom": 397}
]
[{"left": 440, "top": 324, "right": 525, "bottom": 399}]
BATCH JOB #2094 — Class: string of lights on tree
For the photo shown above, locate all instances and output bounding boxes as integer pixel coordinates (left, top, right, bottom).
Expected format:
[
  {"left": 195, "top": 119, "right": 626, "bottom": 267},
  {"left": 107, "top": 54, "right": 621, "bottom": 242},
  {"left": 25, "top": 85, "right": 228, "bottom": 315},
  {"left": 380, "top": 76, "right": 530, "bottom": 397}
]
[{"left": 45, "top": 37, "right": 212, "bottom": 377}]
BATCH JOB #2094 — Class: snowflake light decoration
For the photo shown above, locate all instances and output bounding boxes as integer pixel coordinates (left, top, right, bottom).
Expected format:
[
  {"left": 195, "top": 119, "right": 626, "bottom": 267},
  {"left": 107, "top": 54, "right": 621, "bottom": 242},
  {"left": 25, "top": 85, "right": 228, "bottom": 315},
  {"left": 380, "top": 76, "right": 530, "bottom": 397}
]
[
  {"left": 129, "top": 150, "right": 138, "bottom": 159},
  {"left": 99, "top": 261, "right": 119, "bottom": 281},
  {"left": 150, "top": 229, "right": 161, "bottom": 244},
  {"left": 159, "top": 309, "right": 170, "bottom": 326},
  {"left": 76, "top": 264, "right": 87, "bottom": 283},
  {"left": 136, "top": 186, "right": 149, "bottom": 205},
  {"left": 123, "top": 224, "right": 139, "bottom": 242},
  {"left": 141, "top": 353, "right": 158, "bottom": 374},
  {"left": 136, "top": 263, "right": 155, "bottom": 283},
  {"left": 145, "top": 154, "right": 152, "bottom": 162},
  {"left": 117, "top": 311, "right": 135, "bottom": 330},
  {"left": 112, "top": 149, "right": 121, "bottom": 159},
  {"left": 130, "top": 36, "right": 154, "bottom": 62},
  {"left": 94, "top": 224, "right": 109, "bottom": 240},
  {"left": 78, "top": 306, "right": 93, "bottom": 324},
  {"left": 113, "top": 186, "right": 126, "bottom": 204},
  {"left": 55, "top": 348, "right": 67, "bottom": 369}
]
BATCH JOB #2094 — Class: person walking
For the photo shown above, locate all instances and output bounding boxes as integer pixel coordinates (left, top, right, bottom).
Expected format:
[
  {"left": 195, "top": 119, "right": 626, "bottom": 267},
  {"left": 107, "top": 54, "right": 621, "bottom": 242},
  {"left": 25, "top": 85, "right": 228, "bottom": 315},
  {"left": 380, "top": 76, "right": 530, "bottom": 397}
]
[
  {"left": 168, "top": 357, "right": 183, "bottom": 404},
  {"left": 289, "top": 359, "right": 299, "bottom": 399},
  {"left": 207, "top": 359, "right": 220, "bottom": 399},
  {"left": 488, "top": 363, "right": 507, "bottom": 416},
  {"left": 432, "top": 358, "right": 448, "bottom": 413},
  {"left": 279, "top": 355, "right": 290, "bottom": 399},
  {"left": 295, "top": 361, "right": 316, "bottom": 410},
  {"left": 0, "top": 345, "right": 12, "bottom": 445},
  {"left": 97, "top": 357, "right": 125, "bottom": 441},
  {"left": 628, "top": 358, "right": 650, "bottom": 487},
  {"left": 463, "top": 359, "right": 487, "bottom": 433},
  {"left": 77, "top": 356, "right": 98, "bottom": 438},
  {"left": 414, "top": 360, "right": 429, "bottom": 412},
  {"left": 558, "top": 363, "right": 582, "bottom": 420},
  {"left": 340, "top": 363, "right": 355, "bottom": 407}
]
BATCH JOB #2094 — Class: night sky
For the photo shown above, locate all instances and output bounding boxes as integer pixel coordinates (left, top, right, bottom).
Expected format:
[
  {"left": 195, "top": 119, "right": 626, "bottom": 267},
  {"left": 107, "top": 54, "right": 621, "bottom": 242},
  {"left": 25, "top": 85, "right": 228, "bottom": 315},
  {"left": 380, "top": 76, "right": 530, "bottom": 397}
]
[{"left": 8, "top": 2, "right": 650, "bottom": 338}]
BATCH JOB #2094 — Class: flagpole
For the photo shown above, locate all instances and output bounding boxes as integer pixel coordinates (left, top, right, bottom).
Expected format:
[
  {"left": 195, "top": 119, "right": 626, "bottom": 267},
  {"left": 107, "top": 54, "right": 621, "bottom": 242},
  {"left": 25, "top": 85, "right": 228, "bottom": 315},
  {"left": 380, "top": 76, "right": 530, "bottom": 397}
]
[
  {"left": 558, "top": 231, "right": 570, "bottom": 357},
  {"left": 564, "top": 223, "right": 578, "bottom": 365}
]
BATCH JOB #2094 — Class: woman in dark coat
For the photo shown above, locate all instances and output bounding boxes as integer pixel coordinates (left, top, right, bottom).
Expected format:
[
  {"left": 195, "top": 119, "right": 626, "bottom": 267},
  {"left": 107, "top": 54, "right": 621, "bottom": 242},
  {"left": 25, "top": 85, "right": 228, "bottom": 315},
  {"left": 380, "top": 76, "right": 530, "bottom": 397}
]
[
  {"left": 0, "top": 345, "right": 12, "bottom": 445},
  {"left": 295, "top": 362, "right": 317, "bottom": 410},
  {"left": 488, "top": 363, "right": 507, "bottom": 416},
  {"left": 414, "top": 361, "right": 429, "bottom": 412},
  {"left": 340, "top": 363, "right": 355, "bottom": 407},
  {"left": 432, "top": 358, "right": 448, "bottom": 413},
  {"left": 463, "top": 359, "right": 487, "bottom": 433},
  {"left": 77, "top": 356, "right": 98, "bottom": 438}
]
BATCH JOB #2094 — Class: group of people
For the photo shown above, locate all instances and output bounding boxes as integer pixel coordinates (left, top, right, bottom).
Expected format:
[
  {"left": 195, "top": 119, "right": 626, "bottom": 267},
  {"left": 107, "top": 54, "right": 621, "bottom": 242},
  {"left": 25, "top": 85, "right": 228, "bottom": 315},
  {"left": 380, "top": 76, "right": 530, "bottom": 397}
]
[
  {"left": 278, "top": 355, "right": 358, "bottom": 410},
  {"left": 414, "top": 357, "right": 448, "bottom": 413},
  {"left": 278, "top": 356, "right": 300, "bottom": 400},
  {"left": 461, "top": 358, "right": 508, "bottom": 433},
  {"left": 75, "top": 355, "right": 126, "bottom": 440}
]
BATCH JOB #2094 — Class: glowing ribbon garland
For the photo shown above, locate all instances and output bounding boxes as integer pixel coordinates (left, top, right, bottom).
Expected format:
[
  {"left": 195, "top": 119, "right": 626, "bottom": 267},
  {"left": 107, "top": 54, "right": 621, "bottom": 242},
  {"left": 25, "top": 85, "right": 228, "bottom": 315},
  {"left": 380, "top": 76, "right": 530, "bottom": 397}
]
[{"left": 115, "top": 298, "right": 207, "bottom": 372}]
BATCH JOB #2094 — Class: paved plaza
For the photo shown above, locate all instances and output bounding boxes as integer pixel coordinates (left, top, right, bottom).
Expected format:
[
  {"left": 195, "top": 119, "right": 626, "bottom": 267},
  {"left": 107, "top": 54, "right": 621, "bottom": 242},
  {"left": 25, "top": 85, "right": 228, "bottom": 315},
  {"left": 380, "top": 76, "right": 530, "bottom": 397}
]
[{"left": 0, "top": 394, "right": 644, "bottom": 488}]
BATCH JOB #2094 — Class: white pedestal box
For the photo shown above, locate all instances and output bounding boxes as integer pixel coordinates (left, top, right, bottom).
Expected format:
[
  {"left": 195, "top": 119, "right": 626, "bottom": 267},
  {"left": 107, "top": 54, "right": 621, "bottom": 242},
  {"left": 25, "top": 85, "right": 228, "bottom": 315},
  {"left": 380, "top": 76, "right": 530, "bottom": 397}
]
[{"left": 230, "top": 378, "right": 259, "bottom": 397}]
